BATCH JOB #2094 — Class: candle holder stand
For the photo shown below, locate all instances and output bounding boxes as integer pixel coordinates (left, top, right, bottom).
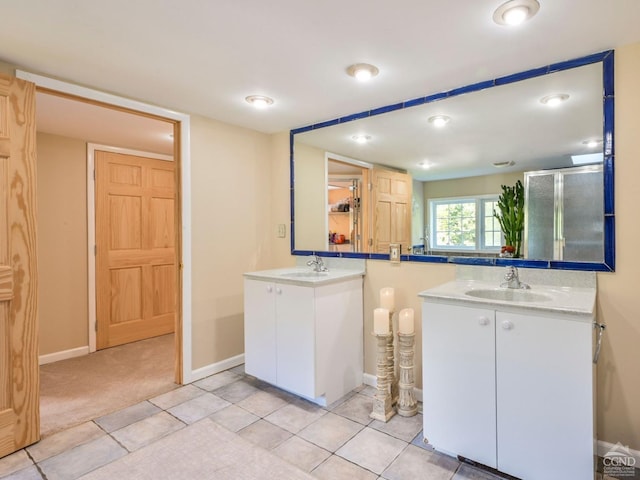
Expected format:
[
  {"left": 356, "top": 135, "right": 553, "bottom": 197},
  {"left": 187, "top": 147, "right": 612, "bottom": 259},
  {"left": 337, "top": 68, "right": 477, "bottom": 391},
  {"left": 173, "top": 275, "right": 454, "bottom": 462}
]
[
  {"left": 387, "top": 311, "right": 399, "bottom": 405},
  {"left": 397, "top": 332, "right": 418, "bottom": 417},
  {"left": 370, "top": 331, "right": 395, "bottom": 422}
]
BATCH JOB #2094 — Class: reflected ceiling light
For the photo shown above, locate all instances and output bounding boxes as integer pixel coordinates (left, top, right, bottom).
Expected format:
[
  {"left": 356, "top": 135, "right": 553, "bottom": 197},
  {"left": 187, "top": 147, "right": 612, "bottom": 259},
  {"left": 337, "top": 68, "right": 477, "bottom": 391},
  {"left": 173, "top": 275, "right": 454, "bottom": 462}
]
[
  {"left": 428, "top": 115, "right": 451, "bottom": 127},
  {"left": 346, "top": 63, "right": 380, "bottom": 82},
  {"left": 245, "top": 95, "right": 274, "bottom": 109},
  {"left": 352, "top": 135, "right": 372, "bottom": 144},
  {"left": 540, "top": 93, "right": 570, "bottom": 107},
  {"left": 493, "top": 0, "right": 540, "bottom": 26},
  {"left": 583, "top": 139, "right": 601, "bottom": 148},
  {"left": 492, "top": 160, "right": 515, "bottom": 168},
  {"left": 417, "top": 161, "right": 430, "bottom": 169}
]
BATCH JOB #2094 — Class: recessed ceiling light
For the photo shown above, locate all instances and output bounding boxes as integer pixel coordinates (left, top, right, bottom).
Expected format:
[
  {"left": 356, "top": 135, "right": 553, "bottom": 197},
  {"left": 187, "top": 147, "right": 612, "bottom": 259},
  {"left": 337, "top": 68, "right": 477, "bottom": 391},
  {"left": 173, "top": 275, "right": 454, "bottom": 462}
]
[
  {"left": 245, "top": 95, "right": 274, "bottom": 109},
  {"left": 540, "top": 93, "right": 570, "bottom": 107},
  {"left": 492, "top": 160, "right": 515, "bottom": 168},
  {"left": 583, "top": 139, "right": 601, "bottom": 148},
  {"left": 352, "top": 135, "right": 371, "bottom": 144},
  {"left": 417, "top": 161, "right": 430, "bottom": 169},
  {"left": 346, "top": 63, "right": 380, "bottom": 82},
  {"left": 428, "top": 115, "right": 451, "bottom": 127},
  {"left": 493, "top": 0, "right": 540, "bottom": 26}
]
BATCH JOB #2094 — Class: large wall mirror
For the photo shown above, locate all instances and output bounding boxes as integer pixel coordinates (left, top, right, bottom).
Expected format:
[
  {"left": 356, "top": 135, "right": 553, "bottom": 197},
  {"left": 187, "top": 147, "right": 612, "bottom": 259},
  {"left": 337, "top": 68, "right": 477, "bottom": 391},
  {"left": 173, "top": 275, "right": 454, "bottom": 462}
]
[{"left": 291, "top": 51, "right": 614, "bottom": 271}]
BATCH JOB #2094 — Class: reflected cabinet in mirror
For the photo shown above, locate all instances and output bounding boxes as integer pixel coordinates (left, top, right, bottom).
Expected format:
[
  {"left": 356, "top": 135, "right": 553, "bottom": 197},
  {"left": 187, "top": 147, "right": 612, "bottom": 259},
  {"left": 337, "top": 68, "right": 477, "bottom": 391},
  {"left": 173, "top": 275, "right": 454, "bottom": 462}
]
[{"left": 291, "top": 51, "right": 614, "bottom": 271}]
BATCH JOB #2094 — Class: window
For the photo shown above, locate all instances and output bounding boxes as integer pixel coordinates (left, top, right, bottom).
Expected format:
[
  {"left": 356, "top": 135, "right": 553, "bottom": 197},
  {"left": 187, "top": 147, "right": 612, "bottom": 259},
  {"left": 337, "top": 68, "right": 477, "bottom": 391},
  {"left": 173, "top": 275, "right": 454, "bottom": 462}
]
[{"left": 429, "top": 196, "right": 502, "bottom": 252}]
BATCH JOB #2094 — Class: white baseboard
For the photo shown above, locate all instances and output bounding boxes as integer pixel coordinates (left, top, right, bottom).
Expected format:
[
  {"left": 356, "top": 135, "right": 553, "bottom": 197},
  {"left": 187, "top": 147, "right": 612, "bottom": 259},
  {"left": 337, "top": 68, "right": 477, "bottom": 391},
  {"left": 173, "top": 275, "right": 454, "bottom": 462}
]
[
  {"left": 189, "top": 354, "right": 245, "bottom": 383},
  {"left": 598, "top": 440, "right": 640, "bottom": 464},
  {"left": 363, "top": 372, "right": 423, "bottom": 402},
  {"left": 39, "top": 346, "right": 89, "bottom": 365}
]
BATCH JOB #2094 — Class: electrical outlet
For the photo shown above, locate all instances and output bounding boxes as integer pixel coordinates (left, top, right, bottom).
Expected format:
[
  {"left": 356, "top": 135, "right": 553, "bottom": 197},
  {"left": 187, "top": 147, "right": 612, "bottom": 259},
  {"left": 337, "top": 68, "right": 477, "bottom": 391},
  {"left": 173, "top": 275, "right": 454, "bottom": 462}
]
[
  {"left": 277, "top": 224, "right": 286, "bottom": 238},
  {"left": 390, "top": 243, "right": 401, "bottom": 263}
]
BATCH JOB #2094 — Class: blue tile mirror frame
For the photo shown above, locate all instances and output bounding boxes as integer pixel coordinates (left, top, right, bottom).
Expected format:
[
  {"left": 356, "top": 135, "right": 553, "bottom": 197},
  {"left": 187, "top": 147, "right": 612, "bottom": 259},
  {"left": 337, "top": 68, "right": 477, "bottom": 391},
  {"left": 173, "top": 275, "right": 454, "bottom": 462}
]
[{"left": 290, "top": 50, "right": 614, "bottom": 272}]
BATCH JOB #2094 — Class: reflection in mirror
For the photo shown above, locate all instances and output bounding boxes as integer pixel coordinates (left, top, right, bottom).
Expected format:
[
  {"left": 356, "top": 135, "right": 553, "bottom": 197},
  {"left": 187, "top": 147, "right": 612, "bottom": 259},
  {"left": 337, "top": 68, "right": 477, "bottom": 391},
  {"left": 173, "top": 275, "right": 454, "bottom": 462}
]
[{"left": 291, "top": 51, "right": 614, "bottom": 271}]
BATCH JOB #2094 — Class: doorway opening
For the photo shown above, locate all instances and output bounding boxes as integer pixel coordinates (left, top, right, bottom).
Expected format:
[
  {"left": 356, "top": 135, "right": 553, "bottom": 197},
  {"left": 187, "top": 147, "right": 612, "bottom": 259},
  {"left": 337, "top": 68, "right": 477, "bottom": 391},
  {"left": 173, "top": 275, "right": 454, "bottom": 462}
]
[{"left": 17, "top": 69, "right": 192, "bottom": 436}]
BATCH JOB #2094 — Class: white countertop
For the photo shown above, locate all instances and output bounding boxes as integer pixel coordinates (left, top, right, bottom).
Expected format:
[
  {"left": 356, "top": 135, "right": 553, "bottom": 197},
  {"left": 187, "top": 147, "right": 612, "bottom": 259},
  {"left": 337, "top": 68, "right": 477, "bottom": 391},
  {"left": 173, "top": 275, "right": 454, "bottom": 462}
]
[
  {"left": 244, "top": 267, "right": 365, "bottom": 286},
  {"left": 419, "top": 279, "right": 596, "bottom": 318}
]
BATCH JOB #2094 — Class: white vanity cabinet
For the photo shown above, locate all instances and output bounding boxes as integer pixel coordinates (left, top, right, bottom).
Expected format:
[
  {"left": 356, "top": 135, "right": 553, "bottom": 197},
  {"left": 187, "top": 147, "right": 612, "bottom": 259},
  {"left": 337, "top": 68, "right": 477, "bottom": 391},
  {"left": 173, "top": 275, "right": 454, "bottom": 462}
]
[
  {"left": 244, "top": 274, "right": 363, "bottom": 406},
  {"left": 422, "top": 299, "right": 595, "bottom": 480}
]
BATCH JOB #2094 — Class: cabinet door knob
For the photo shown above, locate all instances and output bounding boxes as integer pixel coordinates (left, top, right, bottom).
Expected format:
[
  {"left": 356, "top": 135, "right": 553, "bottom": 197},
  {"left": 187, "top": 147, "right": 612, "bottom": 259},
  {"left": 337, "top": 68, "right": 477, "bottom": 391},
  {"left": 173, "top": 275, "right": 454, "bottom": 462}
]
[
  {"left": 276, "top": 287, "right": 282, "bottom": 294},
  {"left": 502, "top": 320, "right": 514, "bottom": 330},
  {"left": 478, "top": 316, "right": 490, "bottom": 326},
  {"left": 266, "top": 285, "right": 273, "bottom": 293}
]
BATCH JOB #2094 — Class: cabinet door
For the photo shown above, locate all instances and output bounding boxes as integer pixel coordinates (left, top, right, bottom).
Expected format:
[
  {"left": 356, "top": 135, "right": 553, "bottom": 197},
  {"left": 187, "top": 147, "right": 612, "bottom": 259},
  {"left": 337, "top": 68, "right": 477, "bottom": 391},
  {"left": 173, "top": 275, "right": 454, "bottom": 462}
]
[
  {"left": 275, "top": 283, "right": 316, "bottom": 398},
  {"left": 496, "top": 312, "right": 594, "bottom": 480},
  {"left": 423, "top": 302, "right": 497, "bottom": 468},
  {"left": 244, "top": 279, "right": 277, "bottom": 384}
]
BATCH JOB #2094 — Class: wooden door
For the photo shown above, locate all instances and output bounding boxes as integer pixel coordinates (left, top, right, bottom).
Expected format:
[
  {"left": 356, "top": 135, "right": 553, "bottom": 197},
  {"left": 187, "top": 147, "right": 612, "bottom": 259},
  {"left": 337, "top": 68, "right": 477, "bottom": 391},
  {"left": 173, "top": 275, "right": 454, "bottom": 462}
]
[
  {"left": 0, "top": 74, "right": 39, "bottom": 457},
  {"left": 371, "top": 168, "right": 412, "bottom": 254},
  {"left": 95, "top": 151, "right": 176, "bottom": 349}
]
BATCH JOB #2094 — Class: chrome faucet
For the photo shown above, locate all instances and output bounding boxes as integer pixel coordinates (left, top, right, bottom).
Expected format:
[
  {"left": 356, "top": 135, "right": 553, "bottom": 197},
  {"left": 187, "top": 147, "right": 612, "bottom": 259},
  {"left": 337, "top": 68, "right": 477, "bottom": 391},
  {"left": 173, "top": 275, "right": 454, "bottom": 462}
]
[
  {"left": 501, "top": 266, "right": 530, "bottom": 289},
  {"left": 306, "top": 254, "right": 328, "bottom": 272}
]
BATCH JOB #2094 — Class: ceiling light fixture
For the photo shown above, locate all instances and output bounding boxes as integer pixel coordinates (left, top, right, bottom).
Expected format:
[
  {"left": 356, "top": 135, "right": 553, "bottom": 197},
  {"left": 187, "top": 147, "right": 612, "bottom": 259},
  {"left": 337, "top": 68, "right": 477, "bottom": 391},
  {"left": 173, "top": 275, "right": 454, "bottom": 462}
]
[
  {"left": 352, "top": 135, "right": 372, "bottom": 144},
  {"left": 492, "top": 160, "right": 515, "bottom": 168},
  {"left": 493, "top": 0, "right": 540, "bottom": 26},
  {"left": 245, "top": 95, "right": 274, "bottom": 109},
  {"left": 540, "top": 93, "right": 570, "bottom": 107},
  {"left": 346, "top": 63, "right": 380, "bottom": 82},
  {"left": 417, "top": 161, "right": 430, "bottom": 169},
  {"left": 428, "top": 115, "right": 451, "bottom": 128},
  {"left": 583, "top": 139, "right": 601, "bottom": 148}
]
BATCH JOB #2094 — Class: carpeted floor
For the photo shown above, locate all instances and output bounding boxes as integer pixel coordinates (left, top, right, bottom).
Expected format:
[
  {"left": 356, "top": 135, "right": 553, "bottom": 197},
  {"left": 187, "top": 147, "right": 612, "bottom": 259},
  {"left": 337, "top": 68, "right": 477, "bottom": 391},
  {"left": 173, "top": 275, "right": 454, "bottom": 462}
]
[{"left": 39, "top": 334, "right": 177, "bottom": 437}]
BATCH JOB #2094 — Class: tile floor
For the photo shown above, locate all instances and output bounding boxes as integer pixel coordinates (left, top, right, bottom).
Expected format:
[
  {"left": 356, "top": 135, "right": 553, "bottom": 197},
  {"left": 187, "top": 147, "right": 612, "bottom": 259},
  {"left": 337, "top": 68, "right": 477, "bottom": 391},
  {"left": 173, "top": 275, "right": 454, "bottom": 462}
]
[{"left": 0, "top": 365, "right": 623, "bottom": 480}]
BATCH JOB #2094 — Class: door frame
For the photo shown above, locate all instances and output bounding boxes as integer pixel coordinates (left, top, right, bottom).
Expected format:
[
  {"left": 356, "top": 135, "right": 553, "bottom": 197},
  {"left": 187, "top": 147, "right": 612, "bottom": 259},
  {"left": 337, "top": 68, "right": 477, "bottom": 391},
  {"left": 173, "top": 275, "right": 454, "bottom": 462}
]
[
  {"left": 15, "top": 70, "right": 193, "bottom": 383},
  {"left": 87, "top": 144, "right": 174, "bottom": 353}
]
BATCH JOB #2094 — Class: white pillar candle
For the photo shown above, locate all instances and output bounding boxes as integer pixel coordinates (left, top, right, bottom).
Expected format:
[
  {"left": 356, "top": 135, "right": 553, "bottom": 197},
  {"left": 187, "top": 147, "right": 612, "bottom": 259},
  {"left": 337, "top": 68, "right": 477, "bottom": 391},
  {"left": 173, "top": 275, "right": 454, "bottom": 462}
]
[
  {"left": 374, "top": 308, "right": 390, "bottom": 335},
  {"left": 380, "top": 287, "right": 395, "bottom": 312},
  {"left": 399, "top": 308, "right": 415, "bottom": 334}
]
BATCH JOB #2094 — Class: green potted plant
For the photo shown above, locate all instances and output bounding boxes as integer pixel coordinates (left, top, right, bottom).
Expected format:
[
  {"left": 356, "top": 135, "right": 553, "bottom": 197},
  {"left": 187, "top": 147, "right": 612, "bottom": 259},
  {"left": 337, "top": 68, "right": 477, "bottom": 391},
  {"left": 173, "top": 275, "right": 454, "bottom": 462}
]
[{"left": 494, "top": 180, "right": 525, "bottom": 258}]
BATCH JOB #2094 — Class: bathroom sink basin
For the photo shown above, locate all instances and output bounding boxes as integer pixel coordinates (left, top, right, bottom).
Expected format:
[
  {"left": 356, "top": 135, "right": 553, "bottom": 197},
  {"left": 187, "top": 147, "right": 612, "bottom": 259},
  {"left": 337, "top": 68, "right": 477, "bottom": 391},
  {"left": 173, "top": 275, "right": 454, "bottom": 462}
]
[
  {"left": 279, "top": 271, "right": 330, "bottom": 278},
  {"left": 465, "top": 289, "right": 552, "bottom": 303}
]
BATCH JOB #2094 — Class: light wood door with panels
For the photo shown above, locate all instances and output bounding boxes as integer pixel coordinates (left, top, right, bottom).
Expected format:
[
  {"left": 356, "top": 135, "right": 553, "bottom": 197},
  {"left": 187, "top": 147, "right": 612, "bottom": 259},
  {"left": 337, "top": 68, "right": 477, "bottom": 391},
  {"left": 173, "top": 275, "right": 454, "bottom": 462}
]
[
  {"left": 371, "top": 168, "right": 412, "bottom": 254},
  {"left": 0, "top": 74, "right": 39, "bottom": 457},
  {"left": 95, "top": 151, "right": 176, "bottom": 350}
]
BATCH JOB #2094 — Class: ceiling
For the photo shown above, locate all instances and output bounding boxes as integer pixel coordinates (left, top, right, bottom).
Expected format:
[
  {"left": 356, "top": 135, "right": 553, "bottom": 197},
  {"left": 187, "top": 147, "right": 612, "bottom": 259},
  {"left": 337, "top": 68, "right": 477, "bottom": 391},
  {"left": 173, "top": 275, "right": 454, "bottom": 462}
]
[{"left": 2, "top": 1, "right": 640, "bottom": 137}]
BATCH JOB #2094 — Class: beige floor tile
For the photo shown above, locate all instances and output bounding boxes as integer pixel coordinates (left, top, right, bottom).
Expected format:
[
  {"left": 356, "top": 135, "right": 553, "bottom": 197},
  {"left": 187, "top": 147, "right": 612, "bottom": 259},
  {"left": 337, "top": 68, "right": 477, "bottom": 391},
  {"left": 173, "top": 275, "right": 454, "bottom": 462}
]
[
  {"left": 336, "top": 427, "right": 407, "bottom": 475},
  {"left": 26, "top": 421, "right": 105, "bottom": 462},
  {"left": 332, "top": 393, "right": 374, "bottom": 425},
  {"left": 0, "top": 450, "right": 33, "bottom": 477},
  {"left": 213, "top": 379, "right": 260, "bottom": 403},
  {"left": 265, "top": 402, "right": 327, "bottom": 434},
  {"left": 236, "top": 389, "right": 289, "bottom": 417},
  {"left": 238, "top": 419, "right": 293, "bottom": 450},
  {"left": 312, "top": 454, "right": 378, "bottom": 480},
  {"left": 1, "top": 465, "right": 42, "bottom": 480},
  {"left": 94, "top": 401, "right": 161, "bottom": 433},
  {"left": 192, "top": 370, "right": 241, "bottom": 391},
  {"left": 273, "top": 436, "right": 331, "bottom": 472},
  {"left": 382, "top": 444, "right": 459, "bottom": 480},
  {"left": 208, "top": 405, "right": 260, "bottom": 432},
  {"left": 370, "top": 413, "right": 423, "bottom": 442},
  {"left": 167, "top": 393, "right": 230, "bottom": 424},
  {"left": 148, "top": 384, "right": 204, "bottom": 410},
  {"left": 299, "top": 412, "right": 364, "bottom": 452},
  {"left": 38, "top": 436, "right": 127, "bottom": 480},
  {"left": 111, "top": 411, "right": 184, "bottom": 452}
]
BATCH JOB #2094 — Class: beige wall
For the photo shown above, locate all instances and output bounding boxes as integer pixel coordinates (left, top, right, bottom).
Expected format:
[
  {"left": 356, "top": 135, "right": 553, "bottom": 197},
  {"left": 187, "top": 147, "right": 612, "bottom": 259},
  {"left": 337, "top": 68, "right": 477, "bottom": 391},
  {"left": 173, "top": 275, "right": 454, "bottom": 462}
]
[
  {"left": 37, "top": 133, "right": 88, "bottom": 355},
  {"left": 423, "top": 171, "right": 524, "bottom": 200},
  {"left": 293, "top": 143, "right": 326, "bottom": 251},
  {"left": 270, "top": 43, "right": 640, "bottom": 449},
  {"left": 190, "top": 115, "right": 282, "bottom": 369}
]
